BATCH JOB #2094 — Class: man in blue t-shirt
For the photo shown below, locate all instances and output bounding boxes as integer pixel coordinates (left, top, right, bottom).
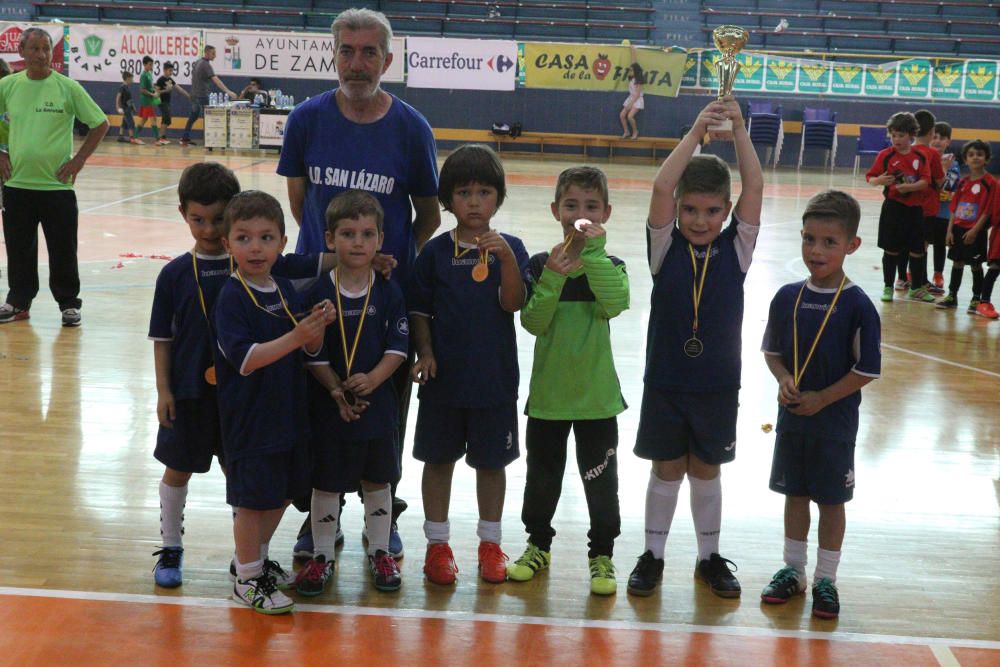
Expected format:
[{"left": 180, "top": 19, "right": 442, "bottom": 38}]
[{"left": 276, "top": 8, "right": 439, "bottom": 559}]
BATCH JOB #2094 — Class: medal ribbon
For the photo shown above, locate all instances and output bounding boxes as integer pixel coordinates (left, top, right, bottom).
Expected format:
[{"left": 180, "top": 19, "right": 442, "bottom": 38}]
[
  {"left": 334, "top": 268, "right": 373, "bottom": 379},
  {"left": 192, "top": 252, "right": 235, "bottom": 325},
  {"left": 454, "top": 229, "right": 474, "bottom": 258},
  {"left": 792, "top": 276, "right": 847, "bottom": 388},
  {"left": 234, "top": 269, "right": 299, "bottom": 325},
  {"left": 688, "top": 242, "right": 712, "bottom": 337}
]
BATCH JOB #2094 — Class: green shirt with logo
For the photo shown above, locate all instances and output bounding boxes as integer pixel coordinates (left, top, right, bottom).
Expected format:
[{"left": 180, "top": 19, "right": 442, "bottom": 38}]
[
  {"left": 0, "top": 70, "right": 107, "bottom": 191},
  {"left": 139, "top": 69, "right": 157, "bottom": 107}
]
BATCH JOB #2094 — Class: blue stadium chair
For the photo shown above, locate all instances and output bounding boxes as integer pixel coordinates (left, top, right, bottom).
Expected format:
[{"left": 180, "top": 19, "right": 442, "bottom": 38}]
[
  {"left": 853, "top": 125, "right": 889, "bottom": 177},
  {"left": 746, "top": 101, "right": 783, "bottom": 168},
  {"left": 798, "top": 107, "right": 837, "bottom": 169}
]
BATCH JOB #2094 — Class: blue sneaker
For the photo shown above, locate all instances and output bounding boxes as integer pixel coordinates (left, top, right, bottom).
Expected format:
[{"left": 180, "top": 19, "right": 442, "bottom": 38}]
[
  {"left": 293, "top": 527, "right": 343, "bottom": 559},
  {"left": 152, "top": 547, "right": 183, "bottom": 588}
]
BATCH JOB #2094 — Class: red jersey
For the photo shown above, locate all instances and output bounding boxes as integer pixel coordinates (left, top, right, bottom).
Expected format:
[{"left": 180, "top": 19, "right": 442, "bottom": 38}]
[
  {"left": 949, "top": 174, "right": 995, "bottom": 229},
  {"left": 912, "top": 143, "right": 944, "bottom": 217},
  {"left": 866, "top": 147, "right": 931, "bottom": 206}
]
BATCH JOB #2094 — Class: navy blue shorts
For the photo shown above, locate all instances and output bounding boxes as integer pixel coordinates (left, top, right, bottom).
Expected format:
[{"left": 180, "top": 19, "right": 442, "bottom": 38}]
[
  {"left": 633, "top": 386, "right": 738, "bottom": 465},
  {"left": 877, "top": 198, "right": 925, "bottom": 254},
  {"left": 226, "top": 444, "right": 310, "bottom": 511},
  {"left": 154, "top": 396, "right": 223, "bottom": 473},
  {"left": 769, "top": 431, "right": 855, "bottom": 505},
  {"left": 312, "top": 434, "right": 400, "bottom": 493},
  {"left": 413, "top": 401, "right": 520, "bottom": 470}
]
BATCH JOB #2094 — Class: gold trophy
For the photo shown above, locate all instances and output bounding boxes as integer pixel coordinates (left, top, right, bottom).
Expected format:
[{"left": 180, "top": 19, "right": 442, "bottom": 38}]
[{"left": 709, "top": 25, "right": 749, "bottom": 133}]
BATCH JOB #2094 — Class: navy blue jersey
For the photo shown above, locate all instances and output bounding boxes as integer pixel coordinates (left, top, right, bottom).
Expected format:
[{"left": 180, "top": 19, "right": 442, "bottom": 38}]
[
  {"left": 762, "top": 280, "right": 881, "bottom": 441},
  {"left": 213, "top": 275, "right": 310, "bottom": 462},
  {"left": 304, "top": 271, "right": 409, "bottom": 441},
  {"left": 407, "top": 230, "right": 530, "bottom": 407},
  {"left": 644, "top": 216, "right": 758, "bottom": 392}
]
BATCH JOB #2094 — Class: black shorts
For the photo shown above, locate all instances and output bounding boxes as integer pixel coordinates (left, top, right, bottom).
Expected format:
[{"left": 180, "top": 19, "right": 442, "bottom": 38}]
[
  {"left": 769, "top": 431, "right": 855, "bottom": 505},
  {"left": 159, "top": 104, "right": 172, "bottom": 126},
  {"left": 877, "top": 199, "right": 925, "bottom": 254},
  {"left": 633, "top": 386, "right": 739, "bottom": 465},
  {"left": 226, "top": 445, "right": 310, "bottom": 511},
  {"left": 312, "top": 434, "right": 400, "bottom": 493},
  {"left": 926, "top": 216, "right": 948, "bottom": 246},
  {"left": 948, "top": 226, "right": 987, "bottom": 264},
  {"left": 413, "top": 401, "right": 520, "bottom": 470},
  {"left": 154, "top": 396, "right": 223, "bottom": 473}
]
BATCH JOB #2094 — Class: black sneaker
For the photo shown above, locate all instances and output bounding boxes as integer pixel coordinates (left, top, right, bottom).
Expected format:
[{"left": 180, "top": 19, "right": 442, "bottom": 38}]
[
  {"left": 294, "top": 555, "right": 333, "bottom": 597},
  {"left": 811, "top": 577, "right": 840, "bottom": 619},
  {"left": 760, "top": 566, "right": 806, "bottom": 604},
  {"left": 695, "top": 553, "right": 741, "bottom": 598},
  {"left": 626, "top": 550, "right": 664, "bottom": 597},
  {"left": 369, "top": 549, "right": 402, "bottom": 592}
]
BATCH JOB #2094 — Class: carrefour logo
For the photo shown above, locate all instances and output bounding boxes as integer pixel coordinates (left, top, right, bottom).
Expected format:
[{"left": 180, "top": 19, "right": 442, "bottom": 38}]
[{"left": 489, "top": 54, "right": 514, "bottom": 73}]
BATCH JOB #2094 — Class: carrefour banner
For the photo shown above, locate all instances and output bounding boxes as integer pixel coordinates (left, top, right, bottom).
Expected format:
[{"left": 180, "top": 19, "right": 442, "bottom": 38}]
[
  {"left": 524, "top": 43, "right": 684, "bottom": 97},
  {"left": 204, "top": 29, "right": 405, "bottom": 82},
  {"left": 68, "top": 24, "right": 199, "bottom": 83},
  {"left": 406, "top": 37, "right": 516, "bottom": 91},
  {"left": 0, "top": 23, "right": 67, "bottom": 74}
]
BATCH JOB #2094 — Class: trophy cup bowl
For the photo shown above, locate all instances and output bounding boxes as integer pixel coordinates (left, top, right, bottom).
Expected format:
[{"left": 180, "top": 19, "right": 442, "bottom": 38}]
[{"left": 709, "top": 25, "right": 749, "bottom": 134}]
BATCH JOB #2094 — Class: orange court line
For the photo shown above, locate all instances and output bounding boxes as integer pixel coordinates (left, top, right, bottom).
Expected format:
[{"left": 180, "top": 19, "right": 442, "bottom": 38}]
[{"left": 0, "top": 591, "right": 995, "bottom": 666}]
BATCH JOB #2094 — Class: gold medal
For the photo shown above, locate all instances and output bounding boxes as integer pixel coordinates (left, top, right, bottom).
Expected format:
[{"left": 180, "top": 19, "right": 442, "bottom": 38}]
[
  {"left": 687, "top": 242, "right": 712, "bottom": 358},
  {"left": 342, "top": 389, "right": 357, "bottom": 406},
  {"left": 204, "top": 366, "right": 217, "bottom": 385},
  {"left": 334, "top": 268, "right": 373, "bottom": 405},
  {"left": 472, "top": 262, "right": 489, "bottom": 282},
  {"left": 683, "top": 337, "right": 703, "bottom": 358}
]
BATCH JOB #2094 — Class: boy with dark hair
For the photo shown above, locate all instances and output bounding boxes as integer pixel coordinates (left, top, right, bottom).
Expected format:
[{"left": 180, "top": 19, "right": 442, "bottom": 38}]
[
  {"left": 155, "top": 62, "right": 189, "bottom": 144},
  {"left": 929, "top": 122, "right": 959, "bottom": 292},
  {"left": 136, "top": 56, "right": 162, "bottom": 145},
  {"left": 627, "top": 96, "right": 763, "bottom": 599},
  {"left": 760, "top": 189, "right": 881, "bottom": 620},
  {"left": 214, "top": 190, "right": 336, "bottom": 614},
  {"left": 866, "top": 112, "right": 932, "bottom": 303},
  {"left": 906, "top": 109, "right": 945, "bottom": 295},
  {"left": 296, "top": 190, "right": 408, "bottom": 595},
  {"left": 115, "top": 71, "right": 139, "bottom": 144},
  {"left": 509, "top": 166, "right": 629, "bottom": 595},
  {"left": 935, "top": 140, "right": 995, "bottom": 314}
]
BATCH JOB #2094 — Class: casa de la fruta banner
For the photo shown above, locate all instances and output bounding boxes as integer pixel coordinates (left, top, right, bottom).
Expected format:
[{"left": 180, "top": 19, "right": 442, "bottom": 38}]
[
  {"left": 67, "top": 24, "right": 200, "bottom": 84},
  {"left": 524, "top": 43, "right": 685, "bottom": 98},
  {"left": 0, "top": 23, "right": 67, "bottom": 74}
]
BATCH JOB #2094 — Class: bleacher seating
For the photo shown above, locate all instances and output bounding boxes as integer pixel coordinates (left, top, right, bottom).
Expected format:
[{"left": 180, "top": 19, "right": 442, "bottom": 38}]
[
  {"left": 701, "top": 0, "right": 1000, "bottom": 57},
  {"left": 33, "top": 0, "right": 655, "bottom": 44}
]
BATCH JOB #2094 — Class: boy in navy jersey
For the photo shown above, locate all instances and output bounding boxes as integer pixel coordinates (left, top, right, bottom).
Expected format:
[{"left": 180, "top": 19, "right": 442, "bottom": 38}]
[
  {"left": 866, "top": 112, "right": 932, "bottom": 303},
  {"left": 508, "top": 166, "right": 629, "bottom": 596},
  {"left": 296, "top": 190, "right": 408, "bottom": 595},
  {"left": 627, "top": 96, "right": 763, "bottom": 599},
  {"left": 214, "top": 191, "right": 335, "bottom": 614},
  {"left": 409, "top": 144, "right": 529, "bottom": 586},
  {"left": 760, "top": 190, "right": 881, "bottom": 620}
]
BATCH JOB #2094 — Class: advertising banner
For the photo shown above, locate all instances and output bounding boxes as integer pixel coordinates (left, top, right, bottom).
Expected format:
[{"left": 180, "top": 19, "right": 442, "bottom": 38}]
[
  {"left": 962, "top": 61, "right": 997, "bottom": 101},
  {"left": 732, "top": 52, "right": 764, "bottom": 92},
  {"left": 405, "top": 37, "right": 516, "bottom": 91},
  {"left": 524, "top": 42, "right": 684, "bottom": 97},
  {"left": 863, "top": 64, "right": 897, "bottom": 96},
  {"left": 205, "top": 29, "right": 405, "bottom": 82},
  {"left": 830, "top": 62, "right": 864, "bottom": 96},
  {"left": 896, "top": 59, "right": 931, "bottom": 98},
  {"left": 680, "top": 52, "right": 698, "bottom": 88},
  {"left": 67, "top": 24, "right": 199, "bottom": 83},
  {"left": 0, "top": 23, "right": 66, "bottom": 73},
  {"left": 698, "top": 49, "right": 720, "bottom": 89},
  {"left": 763, "top": 56, "right": 797, "bottom": 93},
  {"left": 931, "top": 62, "right": 963, "bottom": 100},
  {"left": 798, "top": 61, "right": 831, "bottom": 94}
]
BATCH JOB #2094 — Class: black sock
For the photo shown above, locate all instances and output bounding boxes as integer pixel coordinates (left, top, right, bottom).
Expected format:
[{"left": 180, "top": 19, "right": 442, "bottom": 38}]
[
  {"left": 883, "top": 253, "right": 897, "bottom": 288},
  {"left": 896, "top": 252, "right": 909, "bottom": 282},
  {"left": 949, "top": 265, "right": 964, "bottom": 295},
  {"left": 910, "top": 254, "right": 927, "bottom": 289},
  {"left": 981, "top": 268, "right": 1000, "bottom": 303},
  {"left": 972, "top": 267, "right": 984, "bottom": 300},
  {"left": 933, "top": 241, "right": 945, "bottom": 274}
]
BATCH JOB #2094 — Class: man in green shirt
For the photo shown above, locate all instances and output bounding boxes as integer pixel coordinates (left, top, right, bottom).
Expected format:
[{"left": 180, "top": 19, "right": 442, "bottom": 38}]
[{"left": 0, "top": 28, "right": 108, "bottom": 326}]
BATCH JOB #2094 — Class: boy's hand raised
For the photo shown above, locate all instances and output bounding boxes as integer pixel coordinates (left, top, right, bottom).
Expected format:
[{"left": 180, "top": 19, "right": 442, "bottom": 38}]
[
  {"left": 692, "top": 99, "right": 729, "bottom": 136},
  {"left": 545, "top": 244, "right": 575, "bottom": 275}
]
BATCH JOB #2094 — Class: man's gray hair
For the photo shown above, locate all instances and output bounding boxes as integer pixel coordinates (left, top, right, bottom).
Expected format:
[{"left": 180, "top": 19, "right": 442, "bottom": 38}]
[
  {"left": 20, "top": 27, "right": 53, "bottom": 50},
  {"left": 331, "top": 8, "right": 393, "bottom": 55}
]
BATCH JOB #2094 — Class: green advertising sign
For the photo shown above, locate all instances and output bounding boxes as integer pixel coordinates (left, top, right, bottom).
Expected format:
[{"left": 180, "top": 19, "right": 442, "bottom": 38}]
[
  {"left": 863, "top": 65, "right": 897, "bottom": 96},
  {"left": 897, "top": 59, "right": 931, "bottom": 98},
  {"left": 932, "top": 62, "right": 964, "bottom": 100},
  {"left": 733, "top": 52, "right": 765, "bottom": 92},
  {"left": 830, "top": 63, "right": 864, "bottom": 95},
  {"left": 963, "top": 61, "right": 997, "bottom": 101},
  {"left": 798, "top": 61, "right": 831, "bottom": 94},
  {"left": 517, "top": 42, "right": 525, "bottom": 86},
  {"left": 699, "top": 50, "right": 720, "bottom": 89},
  {"left": 764, "top": 57, "right": 797, "bottom": 92},
  {"left": 681, "top": 52, "right": 699, "bottom": 88}
]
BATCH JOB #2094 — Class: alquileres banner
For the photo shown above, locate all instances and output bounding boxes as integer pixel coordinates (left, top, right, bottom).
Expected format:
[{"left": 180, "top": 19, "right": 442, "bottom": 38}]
[
  {"left": 405, "top": 37, "right": 516, "bottom": 91},
  {"left": 68, "top": 24, "right": 199, "bottom": 83},
  {"left": 0, "top": 23, "right": 66, "bottom": 74},
  {"left": 204, "top": 29, "right": 405, "bottom": 83},
  {"left": 524, "top": 43, "right": 685, "bottom": 97}
]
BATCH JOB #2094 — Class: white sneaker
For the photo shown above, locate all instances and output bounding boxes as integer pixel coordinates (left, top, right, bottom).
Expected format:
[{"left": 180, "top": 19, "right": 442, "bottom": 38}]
[
  {"left": 61, "top": 308, "right": 81, "bottom": 327},
  {"left": 264, "top": 559, "right": 295, "bottom": 588},
  {"left": 232, "top": 574, "right": 294, "bottom": 614}
]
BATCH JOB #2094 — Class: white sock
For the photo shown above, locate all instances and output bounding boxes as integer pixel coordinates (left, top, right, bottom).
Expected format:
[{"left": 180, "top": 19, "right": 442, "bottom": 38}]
[
  {"left": 424, "top": 520, "right": 450, "bottom": 544},
  {"left": 235, "top": 557, "right": 263, "bottom": 582},
  {"left": 158, "top": 482, "right": 187, "bottom": 548},
  {"left": 689, "top": 474, "right": 722, "bottom": 561},
  {"left": 311, "top": 489, "right": 341, "bottom": 561},
  {"left": 477, "top": 519, "right": 502, "bottom": 545},
  {"left": 644, "top": 472, "right": 681, "bottom": 559},
  {"left": 814, "top": 548, "right": 841, "bottom": 583},
  {"left": 363, "top": 485, "right": 392, "bottom": 555},
  {"left": 784, "top": 538, "right": 808, "bottom": 577}
]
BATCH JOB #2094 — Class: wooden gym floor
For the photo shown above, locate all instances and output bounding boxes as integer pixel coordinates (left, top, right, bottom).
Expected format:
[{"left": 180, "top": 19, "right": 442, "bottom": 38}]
[{"left": 0, "top": 143, "right": 997, "bottom": 665}]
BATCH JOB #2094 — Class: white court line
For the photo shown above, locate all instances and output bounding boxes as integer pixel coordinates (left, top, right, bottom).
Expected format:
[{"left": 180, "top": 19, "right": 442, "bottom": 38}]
[
  {"left": 931, "top": 645, "right": 962, "bottom": 667},
  {"left": 883, "top": 342, "right": 1000, "bottom": 379},
  {"left": 1, "top": 586, "right": 998, "bottom": 652},
  {"left": 81, "top": 184, "right": 178, "bottom": 214}
]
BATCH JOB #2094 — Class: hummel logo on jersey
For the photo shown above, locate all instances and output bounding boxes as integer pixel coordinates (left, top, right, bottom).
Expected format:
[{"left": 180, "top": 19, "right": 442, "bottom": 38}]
[
  {"left": 845, "top": 469, "right": 855, "bottom": 488},
  {"left": 724, "top": 441, "right": 736, "bottom": 451},
  {"left": 505, "top": 432, "right": 513, "bottom": 449},
  {"left": 318, "top": 514, "right": 337, "bottom": 523},
  {"left": 369, "top": 508, "right": 389, "bottom": 517}
]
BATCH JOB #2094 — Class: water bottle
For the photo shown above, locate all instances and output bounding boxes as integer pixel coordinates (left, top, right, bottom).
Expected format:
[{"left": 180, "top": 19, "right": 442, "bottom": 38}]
[
  {"left": 289, "top": 95, "right": 295, "bottom": 107},
  {"left": 209, "top": 92, "right": 217, "bottom": 107}
]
